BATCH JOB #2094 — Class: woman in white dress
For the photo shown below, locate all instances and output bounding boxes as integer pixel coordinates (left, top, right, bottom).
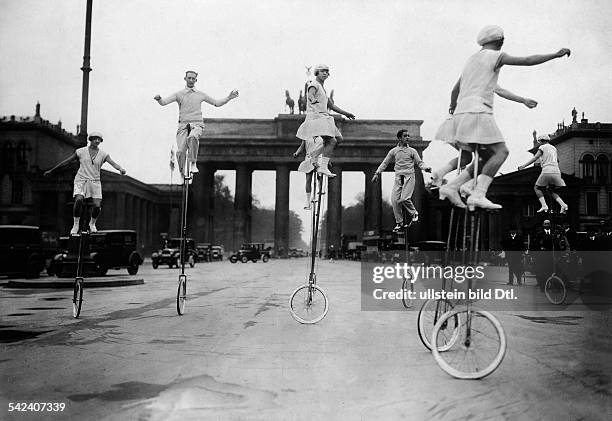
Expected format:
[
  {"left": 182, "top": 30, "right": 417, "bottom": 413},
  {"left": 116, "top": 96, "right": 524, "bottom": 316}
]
[{"left": 434, "top": 25, "right": 570, "bottom": 210}]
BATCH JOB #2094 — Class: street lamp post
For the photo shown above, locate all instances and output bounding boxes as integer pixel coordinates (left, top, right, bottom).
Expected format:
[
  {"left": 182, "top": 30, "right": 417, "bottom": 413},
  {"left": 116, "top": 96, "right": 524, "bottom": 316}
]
[{"left": 78, "top": 0, "right": 93, "bottom": 143}]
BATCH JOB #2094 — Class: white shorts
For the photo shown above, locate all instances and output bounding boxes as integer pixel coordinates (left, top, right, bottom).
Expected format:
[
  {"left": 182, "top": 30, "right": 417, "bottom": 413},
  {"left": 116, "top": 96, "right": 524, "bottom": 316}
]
[
  {"left": 536, "top": 173, "right": 566, "bottom": 187},
  {"left": 73, "top": 179, "right": 102, "bottom": 199}
]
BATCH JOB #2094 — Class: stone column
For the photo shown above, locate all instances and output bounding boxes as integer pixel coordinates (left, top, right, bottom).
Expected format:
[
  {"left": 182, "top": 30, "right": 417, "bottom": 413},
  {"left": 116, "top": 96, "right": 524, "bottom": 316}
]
[
  {"left": 326, "top": 167, "right": 342, "bottom": 253},
  {"left": 115, "top": 192, "right": 126, "bottom": 229},
  {"left": 56, "top": 190, "right": 67, "bottom": 235},
  {"left": 233, "top": 164, "right": 252, "bottom": 250},
  {"left": 190, "top": 163, "right": 215, "bottom": 243},
  {"left": 363, "top": 166, "right": 382, "bottom": 233},
  {"left": 274, "top": 164, "right": 290, "bottom": 258}
]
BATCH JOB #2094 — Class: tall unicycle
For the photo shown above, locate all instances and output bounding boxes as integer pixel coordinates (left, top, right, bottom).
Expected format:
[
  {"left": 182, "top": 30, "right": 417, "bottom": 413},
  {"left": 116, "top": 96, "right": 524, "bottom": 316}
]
[
  {"left": 72, "top": 229, "right": 87, "bottom": 318},
  {"left": 176, "top": 138, "right": 192, "bottom": 315},
  {"left": 289, "top": 173, "right": 329, "bottom": 324},
  {"left": 431, "top": 146, "right": 506, "bottom": 379},
  {"left": 400, "top": 207, "right": 414, "bottom": 309}
]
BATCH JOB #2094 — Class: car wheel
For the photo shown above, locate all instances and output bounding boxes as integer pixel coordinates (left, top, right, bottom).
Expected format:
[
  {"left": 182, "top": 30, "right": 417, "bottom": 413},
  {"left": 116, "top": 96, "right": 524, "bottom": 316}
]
[
  {"left": 262, "top": 255, "right": 269, "bottom": 263},
  {"left": 252, "top": 259, "right": 258, "bottom": 263},
  {"left": 152, "top": 260, "right": 158, "bottom": 269},
  {"left": 127, "top": 265, "right": 139, "bottom": 275},
  {"left": 189, "top": 255, "right": 195, "bottom": 268},
  {"left": 241, "top": 256, "right": 249, "bottom": 263},
  {"left": 230, "top": 256, "right": 237, "bottom": 263}
]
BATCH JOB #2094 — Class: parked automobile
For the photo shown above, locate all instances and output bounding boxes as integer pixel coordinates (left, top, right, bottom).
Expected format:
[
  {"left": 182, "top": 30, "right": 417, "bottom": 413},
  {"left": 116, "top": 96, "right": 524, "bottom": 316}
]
[
  {"left": 89, "top": 230, "right": 143, "bottom": 275},
  {"left": 152, "top": 238, "right": 196, "bottom": 269},
  {"left": 229, "top": 243, "right": 270, "bottom": 263},
  {"left": 196, "top": 243, "right": 212, "bottom": 262},
  {"left": 50, "top": 230, "right": 143, "bottom": 277},
  {"left": 211, "top": 245, "right": 224, "bottom": 261},
  {"left": 288, "top": 248, "right": 307, "bottom": 258},
  {"left": 0, "top": 225, "right": 45, "bottom": 278}
]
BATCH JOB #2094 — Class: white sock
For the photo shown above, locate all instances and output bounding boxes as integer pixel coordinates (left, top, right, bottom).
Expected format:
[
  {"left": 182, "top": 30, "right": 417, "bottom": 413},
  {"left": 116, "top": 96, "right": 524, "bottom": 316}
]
[
  {"left": 538, "top": 196, "right": 548, "bottom": 207},
  {"left": 472, "top": 174, "right": 494, "bottom": 197},
  {"left": 446, "top": 169, "right": 473, "bottom": 189},
  {"left": 89, "top": 217, "right": 97, "bottom": 227},
  {"left": 73, "top": 217, "right": 80, "bottom": 227},
  {"left": 554, "top": 196, "right": 567, "bottom": 208}
]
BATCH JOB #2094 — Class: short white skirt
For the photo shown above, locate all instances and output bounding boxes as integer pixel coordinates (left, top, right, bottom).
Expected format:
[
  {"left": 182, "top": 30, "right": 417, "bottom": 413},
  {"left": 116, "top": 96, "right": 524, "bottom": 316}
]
[
  {"left": 296, "top": 114, "right": 342, "bottom": 141},
  {"left": 435, "top": 113, "right": 504, "bottom": 148}
]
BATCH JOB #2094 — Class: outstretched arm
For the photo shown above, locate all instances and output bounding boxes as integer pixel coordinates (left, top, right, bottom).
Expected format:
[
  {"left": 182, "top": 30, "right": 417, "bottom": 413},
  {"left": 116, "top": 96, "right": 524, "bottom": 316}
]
[
  {"left": 202, "top": 90, "right": 239, "bottom": 107},
  {"left": 413, "top": 150, "right": 432, "bottom": 173},
  {"left": 154, "top": 93, "right": 177, "bottom": 106},
  {"left": 104, "top": 155, "right": 126, "bottom": 175},
  {"left": 293, "top": 140, "right": 305, "bottom": 158},
  {"left": 495, "top": 85, "right": 538, "bottom": 108},
  {"left": 328, "top": 97, "right": 355, "bottom": 119},
  {"left": 372, "top": 150, "right": 394, "bottom": 182},
  {"left": 496, "top": 48, "right": 570, "bottom": 70},
  {"left": 518, "top": 150, "right": 543, "bottom": 170},
  {"left": 44, "top": 153, "right": 78, "bottom": 176}
]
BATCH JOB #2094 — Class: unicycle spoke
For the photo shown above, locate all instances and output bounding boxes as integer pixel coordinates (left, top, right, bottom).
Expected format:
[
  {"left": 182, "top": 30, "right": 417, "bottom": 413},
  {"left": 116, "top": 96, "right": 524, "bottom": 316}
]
[
  {"left": 72, "top": 277, "right": 83, "bottom": 318},
  {"left": 417, "top": 299, "right": 459, "bottom": 351}
]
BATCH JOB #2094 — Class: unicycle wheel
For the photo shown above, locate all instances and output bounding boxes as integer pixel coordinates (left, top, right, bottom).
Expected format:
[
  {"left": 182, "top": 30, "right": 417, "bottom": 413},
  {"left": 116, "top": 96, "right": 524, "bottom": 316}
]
[
  {"left": 545, "top": 274, "right": 567, "bottom": 305},
  {"left": 417, "top": 299, "right": 459, "bottom": 351},
  {"left": 72, "top": 277, "right": 84, "bottom": 318},
  {"left": 431, "top": 309, "right": 506, "bottom": 379},
  {"left": 289, "top": 284, "right": 329, "bottom": 324},
  {"left": 401, "top": 277, "right": 414, "bottom": 309},
  {"left": 176, "top": 275, "right": 187, "bottom": 315}
]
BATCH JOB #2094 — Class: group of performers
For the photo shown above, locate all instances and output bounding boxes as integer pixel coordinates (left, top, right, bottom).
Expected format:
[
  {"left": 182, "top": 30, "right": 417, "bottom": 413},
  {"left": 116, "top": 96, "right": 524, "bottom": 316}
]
[{"left": 44, "top": 25, "right": 571, "bottom": 239}]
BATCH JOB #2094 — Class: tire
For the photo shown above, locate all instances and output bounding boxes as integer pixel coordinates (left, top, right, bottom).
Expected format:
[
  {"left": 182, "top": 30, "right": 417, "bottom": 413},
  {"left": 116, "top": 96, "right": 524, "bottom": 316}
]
[
  {"left": 417, "top": 299, "right": 459, "bottom": 351},
  {"left": 262, "top": 255, "right": 269, "bottom": 263},
  {"left": 152, "top": 260, "right": 158, "bottom": 269},
  {"left": 127, "top": 265, "right": 138, "bottom": 275},
  {"left": 431, "top": 309, "right": 506, "bottom": 379},
  {"left": 72, "top": 277, "right": 84, "bottom": 318},
  {"left": 230, "top": 256, "right": 237, "bottom": 263},
  {"left": 241, "top": 256, "right": 248, "bottom": 263},
  {"left": 289, "top": 284, "right": 329, "bottom": 324},
  {"left": 176, "top": 275, "right": 187, "bottom": 315},
  {"left": 401, "top": 277, "right": 414, "bottom": 309},
  {"left": 545, "top": 274, "right": 567, "bottom": 305},
  {"left": 188, "top": 255, "right": 195, "bottom": 268}
]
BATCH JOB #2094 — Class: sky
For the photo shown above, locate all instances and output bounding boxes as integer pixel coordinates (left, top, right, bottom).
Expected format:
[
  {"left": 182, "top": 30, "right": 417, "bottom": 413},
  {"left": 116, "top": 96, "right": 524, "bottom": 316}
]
[{"left": 2, "top": 0, "right": 611, "bottom": 238}]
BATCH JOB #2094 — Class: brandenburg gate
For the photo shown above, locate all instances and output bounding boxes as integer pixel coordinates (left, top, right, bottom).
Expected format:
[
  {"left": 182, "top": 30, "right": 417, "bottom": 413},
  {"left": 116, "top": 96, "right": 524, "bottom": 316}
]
[{"left": 190, "top": 114, "right": 429, "bottom": 257}]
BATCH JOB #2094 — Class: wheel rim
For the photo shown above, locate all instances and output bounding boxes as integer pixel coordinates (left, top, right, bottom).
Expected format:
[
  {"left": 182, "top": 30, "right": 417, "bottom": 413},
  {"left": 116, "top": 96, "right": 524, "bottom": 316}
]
[
  {"left": 289, "top": 284, "right": 329, "bottom": 324},
  {"left": 177, "top": 276, "right": 187, "bottom": 315},
  {"left": 545, "top": 275, "right": 567, "bottom": 305},
  {"left": 72, "top": 278, "right": 83, "bottom": 318},
  {"left": 432, "top": 310, "right": 506, "bottom": 379},
  {"left": 417, "top": 299, "right": 459, "bottom": 351}
]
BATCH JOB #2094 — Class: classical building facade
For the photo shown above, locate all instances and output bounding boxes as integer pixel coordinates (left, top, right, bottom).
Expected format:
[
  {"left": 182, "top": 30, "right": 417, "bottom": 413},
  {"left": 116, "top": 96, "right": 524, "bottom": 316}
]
[
  {"left": 194, "top": 114, "right": 429, "bottom": 256},
  {"left": 0, "top": 104, "right": 170, "bottom": 254}
]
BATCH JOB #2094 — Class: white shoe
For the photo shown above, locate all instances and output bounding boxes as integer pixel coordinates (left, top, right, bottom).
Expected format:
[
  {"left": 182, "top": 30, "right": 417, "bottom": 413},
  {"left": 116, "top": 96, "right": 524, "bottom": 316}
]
[
  {"left": 89, "top": 224, "right": 97, "bottom": 233},
  {"left": 459, "top": 183, "right": 474, "bottom": 198},
  {"left": 560, "top": 205, "right": 568, "bottom": 214},
  {"left": 412, "top": 212, "right": 419, "bottom": 222},
  {"left": 316, "top": 157, "right": 336, "bottom": 178},
  {"left": 537, "top": 205, "right": 549, "bottom": 213},
  {"left": 439, "top": 185, "right": 466, "bottom": 208},
  {"left": 304, "top": 200, "right": 311, "bottom": 210},
  {"left": 467, "top": 195, "right": 502, "bottom": 211},
  {"left": 70, "top": 225, "right": 79, "bottom": 235},
  {"left": 190, "top": 162, "right": 199, "bottom": 174}
]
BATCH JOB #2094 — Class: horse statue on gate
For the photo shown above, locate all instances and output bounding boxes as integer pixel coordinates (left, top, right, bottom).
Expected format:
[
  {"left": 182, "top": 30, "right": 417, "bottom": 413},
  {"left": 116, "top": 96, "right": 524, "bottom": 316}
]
[
  {"left": 298, "top": 90, "right": 306, "bottom": 114},
  {"left": 285, "top": 90, "right": 295, "bottom": 114}
]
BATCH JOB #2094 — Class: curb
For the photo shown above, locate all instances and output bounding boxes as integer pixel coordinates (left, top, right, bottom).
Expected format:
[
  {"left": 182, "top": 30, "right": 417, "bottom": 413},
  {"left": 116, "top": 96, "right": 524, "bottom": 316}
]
[{"left": 5, "top": 278, "right": 145, "bottom": 289}]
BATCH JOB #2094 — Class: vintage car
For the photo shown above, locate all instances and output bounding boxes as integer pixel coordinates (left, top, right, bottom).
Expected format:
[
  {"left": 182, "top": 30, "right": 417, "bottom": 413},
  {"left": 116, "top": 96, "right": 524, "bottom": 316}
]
[
  {"left": 0, "top": 225, "right": 45, "bottom": 278},
  {"left": 50, "top": 230, "right": 143, "bottom": 277},
  {"left": 229, "top": 243, "right": 270, "bottom": 263},
  {"left": 196, "top": 243, "right": 212, "bottom": 262},
  {"left": 211, "top": 245, "right": 224, "bottom": 261},
  {"left": 151, "top": 238, "right": 196, "bottom": 269}
]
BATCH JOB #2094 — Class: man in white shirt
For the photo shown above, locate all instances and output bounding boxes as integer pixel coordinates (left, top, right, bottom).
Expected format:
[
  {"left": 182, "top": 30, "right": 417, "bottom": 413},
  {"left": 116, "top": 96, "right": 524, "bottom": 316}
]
[
  {"left": 518, "top": 132, "right": 568, "bottom": 213},
  {"left": 372, "top": 130, "right": 431, "bottom": 232},
  {"left": 154, "top": 71, "right": 238, "bottom": 178}
]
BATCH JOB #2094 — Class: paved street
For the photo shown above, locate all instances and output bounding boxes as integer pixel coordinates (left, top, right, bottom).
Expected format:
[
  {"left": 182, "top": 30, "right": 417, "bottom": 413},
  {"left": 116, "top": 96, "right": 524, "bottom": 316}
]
[{"left": 1, "top": 259, "right": 611, "bottom": 420}]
